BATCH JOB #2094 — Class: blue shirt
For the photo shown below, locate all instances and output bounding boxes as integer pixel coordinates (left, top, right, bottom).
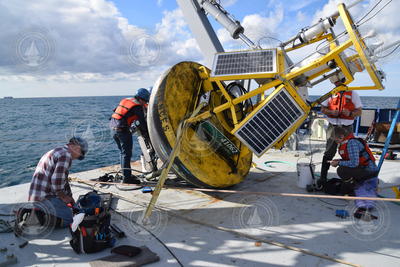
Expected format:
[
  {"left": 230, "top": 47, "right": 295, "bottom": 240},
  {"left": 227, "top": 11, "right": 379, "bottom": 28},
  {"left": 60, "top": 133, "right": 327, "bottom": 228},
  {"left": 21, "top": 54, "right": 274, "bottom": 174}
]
[{"left": 339, "top": 139, "right": 378, "bottom": 173}]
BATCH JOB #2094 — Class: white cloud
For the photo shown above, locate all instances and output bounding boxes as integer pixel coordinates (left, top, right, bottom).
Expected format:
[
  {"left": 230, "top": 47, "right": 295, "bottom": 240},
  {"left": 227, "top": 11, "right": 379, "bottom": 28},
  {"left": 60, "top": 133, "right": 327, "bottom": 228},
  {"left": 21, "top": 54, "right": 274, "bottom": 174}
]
[
  {"left": 288, "top": 0, "right": 319, "bottom": 12},
  {"left": 0, "top": 0, "right": 202, "bottom": 83},
  {"left": 217, "top": 4, "right": 284, "bottom": 50},
  {"left": 296, "top": 11, "right": 307, "bottom": 23},
  {"left": 154, "top": 9, "right": 202, "bottom": 65},
  {"left": 220, "top": 0, "right": 238, "bottom": 7}
]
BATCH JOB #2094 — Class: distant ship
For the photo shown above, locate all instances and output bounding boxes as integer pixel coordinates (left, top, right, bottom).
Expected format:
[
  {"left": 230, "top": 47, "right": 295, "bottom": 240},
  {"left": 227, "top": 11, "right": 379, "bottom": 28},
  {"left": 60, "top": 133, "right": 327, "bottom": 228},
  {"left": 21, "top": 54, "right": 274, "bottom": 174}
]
[{"left": 3, "top": 96, "right": 13, "bottom": 99}]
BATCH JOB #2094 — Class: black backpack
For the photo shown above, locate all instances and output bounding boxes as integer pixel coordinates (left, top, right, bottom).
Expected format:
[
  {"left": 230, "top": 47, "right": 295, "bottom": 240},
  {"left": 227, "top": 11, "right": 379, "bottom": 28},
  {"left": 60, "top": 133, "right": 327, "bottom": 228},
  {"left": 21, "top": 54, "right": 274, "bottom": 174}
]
[
  {"left": 69, "top": 191, "right": 115, "bottom": 254},
  {"left": 323, "top": 178, "right": 355, "bottom": 196}
]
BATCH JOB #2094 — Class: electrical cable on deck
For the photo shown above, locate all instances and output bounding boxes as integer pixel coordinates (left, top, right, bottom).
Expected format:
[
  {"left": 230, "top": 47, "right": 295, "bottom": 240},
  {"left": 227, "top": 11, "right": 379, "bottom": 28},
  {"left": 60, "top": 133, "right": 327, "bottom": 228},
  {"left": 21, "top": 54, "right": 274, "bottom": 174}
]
[
  {"left": 73, "top": 180, "right": 362, "bottom": 267},
  {"left": 111, "top": 208, "right": 184, "bottom": 267}
]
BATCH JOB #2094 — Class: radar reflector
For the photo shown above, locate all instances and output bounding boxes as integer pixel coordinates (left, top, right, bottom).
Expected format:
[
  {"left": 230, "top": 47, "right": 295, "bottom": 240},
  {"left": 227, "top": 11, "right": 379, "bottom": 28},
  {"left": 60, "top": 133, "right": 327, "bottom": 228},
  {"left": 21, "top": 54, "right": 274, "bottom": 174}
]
[
  {"left": 211, "top": 49, "right": 277, "bottom": 78},
  {"left": 233, "top": 85, "right": 307, "bottom": 156}
]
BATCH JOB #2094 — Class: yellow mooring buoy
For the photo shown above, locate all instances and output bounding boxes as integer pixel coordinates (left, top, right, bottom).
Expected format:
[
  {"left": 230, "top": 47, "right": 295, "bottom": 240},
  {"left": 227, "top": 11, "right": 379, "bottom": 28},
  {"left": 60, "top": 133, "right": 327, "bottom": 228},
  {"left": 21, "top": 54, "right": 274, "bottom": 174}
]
[{"left": 147, "top": 61, "right": 253, "bottom": 188}]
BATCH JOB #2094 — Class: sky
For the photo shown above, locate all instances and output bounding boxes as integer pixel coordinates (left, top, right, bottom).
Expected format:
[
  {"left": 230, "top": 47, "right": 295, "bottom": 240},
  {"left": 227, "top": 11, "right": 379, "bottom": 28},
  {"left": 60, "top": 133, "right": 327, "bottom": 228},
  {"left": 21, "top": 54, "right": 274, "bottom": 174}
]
[{"left": 0, "top": 0, "right": 399, "bottom": 98}]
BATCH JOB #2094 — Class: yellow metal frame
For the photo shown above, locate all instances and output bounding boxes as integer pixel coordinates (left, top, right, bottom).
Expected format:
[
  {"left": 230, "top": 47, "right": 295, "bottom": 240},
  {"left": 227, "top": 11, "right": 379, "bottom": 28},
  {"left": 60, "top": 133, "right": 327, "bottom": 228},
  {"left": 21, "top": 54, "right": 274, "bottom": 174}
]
[
  {"left": 337, "top": 3, "right": 384, "bottom": 91},
  {"left": 186, "top": 3, "right": 384, "bottom": 156}
]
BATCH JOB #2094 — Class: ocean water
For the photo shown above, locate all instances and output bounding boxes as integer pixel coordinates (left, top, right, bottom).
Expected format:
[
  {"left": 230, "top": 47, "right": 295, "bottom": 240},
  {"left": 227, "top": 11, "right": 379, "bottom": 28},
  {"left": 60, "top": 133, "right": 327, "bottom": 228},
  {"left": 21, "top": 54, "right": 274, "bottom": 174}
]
[
  {"left": 309, "top": 95, "right": 400, "bottom": 109},
  {"left": 0, "top": 96, "right": 142, "bottom": 188},
  {"left": 0, "top": 95, "right": 398, "bottom": 189}
]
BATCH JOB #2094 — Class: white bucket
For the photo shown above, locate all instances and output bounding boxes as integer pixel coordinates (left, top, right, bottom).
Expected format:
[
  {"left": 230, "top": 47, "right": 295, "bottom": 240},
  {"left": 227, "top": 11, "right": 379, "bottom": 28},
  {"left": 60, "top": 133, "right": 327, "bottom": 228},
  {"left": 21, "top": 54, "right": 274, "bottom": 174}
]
[{"left": 296, "top": 163, "right": 315, "bottom": 188}]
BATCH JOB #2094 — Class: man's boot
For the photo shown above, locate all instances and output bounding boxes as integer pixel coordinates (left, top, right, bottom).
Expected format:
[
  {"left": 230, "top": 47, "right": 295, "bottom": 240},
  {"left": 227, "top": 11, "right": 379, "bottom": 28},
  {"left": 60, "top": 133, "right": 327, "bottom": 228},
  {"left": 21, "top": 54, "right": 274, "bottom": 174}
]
[
  {"left": 317, "top": 156, "right": 330, "bottom": 189},
  {"left": 123, "top": 176, "right": 141, "bottom": 185}
]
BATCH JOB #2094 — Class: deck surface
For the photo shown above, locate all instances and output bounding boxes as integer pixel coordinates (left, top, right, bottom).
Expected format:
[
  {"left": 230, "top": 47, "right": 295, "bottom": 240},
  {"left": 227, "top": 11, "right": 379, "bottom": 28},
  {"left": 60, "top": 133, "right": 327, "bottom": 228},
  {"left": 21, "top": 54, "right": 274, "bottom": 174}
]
[{"left": 1, "top": 140, "right": 400, "bottom": 267}]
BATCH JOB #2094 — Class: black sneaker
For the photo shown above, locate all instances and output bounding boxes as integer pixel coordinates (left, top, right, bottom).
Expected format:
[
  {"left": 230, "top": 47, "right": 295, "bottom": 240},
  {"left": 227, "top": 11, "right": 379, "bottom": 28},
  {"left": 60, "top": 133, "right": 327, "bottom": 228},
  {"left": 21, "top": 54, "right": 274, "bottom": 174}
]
[
  {"left": 123, "top": 177, "right": 141, "bottom": 184},
  {"left": 354, "top": 207, "right": 366, "bottom": 219},
  {"left": 354, "top": 207, "right": 378, "bottom": 220},
  {"left": 316, "top": 178, "right": 326, "bottom": 188}
]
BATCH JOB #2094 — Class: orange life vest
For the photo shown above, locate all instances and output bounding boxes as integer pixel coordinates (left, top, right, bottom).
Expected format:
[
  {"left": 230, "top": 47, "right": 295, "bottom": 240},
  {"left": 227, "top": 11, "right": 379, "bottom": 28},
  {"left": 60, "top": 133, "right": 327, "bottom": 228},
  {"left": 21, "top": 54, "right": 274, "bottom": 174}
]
[
  {"left": 338, "top": 133, "right": 375, "bottom": 167},
  {"left": 327, "top": 91, "right": 355, "bottom": 120},
  {"left": 111, "top": 98, "right": 147, "bottom": 126}
]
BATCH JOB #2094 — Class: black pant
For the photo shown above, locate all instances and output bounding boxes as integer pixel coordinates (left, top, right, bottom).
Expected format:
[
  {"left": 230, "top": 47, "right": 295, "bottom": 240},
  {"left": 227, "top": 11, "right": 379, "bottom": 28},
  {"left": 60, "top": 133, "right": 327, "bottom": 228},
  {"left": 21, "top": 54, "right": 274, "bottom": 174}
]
[
  {"left": 337, "top": 166, "right": 378, "bottom": 183},
  {"left": 319, "top": 124, "right": 353, "bottom": 182}
]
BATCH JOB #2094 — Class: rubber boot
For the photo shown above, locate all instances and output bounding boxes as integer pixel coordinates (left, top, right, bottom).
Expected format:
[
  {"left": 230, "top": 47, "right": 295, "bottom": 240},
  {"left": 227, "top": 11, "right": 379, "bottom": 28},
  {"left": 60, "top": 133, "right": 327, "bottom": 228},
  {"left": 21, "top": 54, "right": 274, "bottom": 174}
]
[{"left": 317, "top": 156, "right": 330, "bottom": 188}]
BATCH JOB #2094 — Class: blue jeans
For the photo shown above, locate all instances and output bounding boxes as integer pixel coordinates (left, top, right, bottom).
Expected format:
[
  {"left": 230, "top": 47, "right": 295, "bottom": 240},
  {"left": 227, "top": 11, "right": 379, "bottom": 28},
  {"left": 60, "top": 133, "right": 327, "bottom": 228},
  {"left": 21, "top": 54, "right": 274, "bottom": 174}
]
[
  {"left": 40, "top": 197, "right": 73, "bottom": 227},
  {"left": 113, "top": 129, "right": 133, "bottom": 179},
  {"left": 354, "top": 177, "right": 378, "bottom": 209}
]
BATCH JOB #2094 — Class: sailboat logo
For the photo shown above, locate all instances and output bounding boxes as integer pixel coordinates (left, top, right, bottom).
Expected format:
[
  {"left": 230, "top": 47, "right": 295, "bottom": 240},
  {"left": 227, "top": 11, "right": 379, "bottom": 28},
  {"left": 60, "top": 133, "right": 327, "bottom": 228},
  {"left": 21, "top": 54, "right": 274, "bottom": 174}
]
[
  {"left": 67, "top": 118, "right": 109, "bottom": 153},
  {"left": 23, "top": 40, "right": 42, "bottom": 66},
  {"left": 82, "top": 124, "right": 97, "bottom": 151},
  {"left": 247, "top": 207, "right": 264, "bottom": 228},
  {"left": 15, "top": 29, "right": 54, "bottom": 69},
  {"left": 128, "top": 35, "right": 160, "bottom": 67},
  {"left": 345, "top": 201, "right": 390, "bottom": 241},
  {"left": 121, "top": 208, "right": 168, "bottom": 241},
  {"left": 234, "top": 198, "right": 279, "bottom": 231}
]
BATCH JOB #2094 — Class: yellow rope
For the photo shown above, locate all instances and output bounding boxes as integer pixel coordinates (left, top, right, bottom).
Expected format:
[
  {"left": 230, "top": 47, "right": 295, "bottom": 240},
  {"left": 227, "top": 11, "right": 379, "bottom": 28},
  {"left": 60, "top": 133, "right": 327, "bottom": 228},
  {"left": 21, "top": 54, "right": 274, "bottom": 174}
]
[{"left": 69, "top": 177, "right": 400, "bottom": 203}]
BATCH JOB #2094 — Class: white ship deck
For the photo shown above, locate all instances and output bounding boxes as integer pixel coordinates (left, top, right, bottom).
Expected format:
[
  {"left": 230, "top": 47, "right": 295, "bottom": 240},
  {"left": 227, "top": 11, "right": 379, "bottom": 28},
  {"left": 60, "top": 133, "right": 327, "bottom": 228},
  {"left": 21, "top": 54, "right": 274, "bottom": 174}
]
[{"left": 1, "top": 140, "right": 400, "bottom": 267}]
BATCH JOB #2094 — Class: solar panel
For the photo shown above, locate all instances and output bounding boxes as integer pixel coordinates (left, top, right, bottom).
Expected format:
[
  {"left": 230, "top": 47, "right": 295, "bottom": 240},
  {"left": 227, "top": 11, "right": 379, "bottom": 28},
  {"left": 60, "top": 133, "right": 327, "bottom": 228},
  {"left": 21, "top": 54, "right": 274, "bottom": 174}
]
[
  {"left": 211, "top": 49, "right": 277, "bottom": 77},
  {"left": 234, "top": 87, "right": 305, "bottom": 156}
]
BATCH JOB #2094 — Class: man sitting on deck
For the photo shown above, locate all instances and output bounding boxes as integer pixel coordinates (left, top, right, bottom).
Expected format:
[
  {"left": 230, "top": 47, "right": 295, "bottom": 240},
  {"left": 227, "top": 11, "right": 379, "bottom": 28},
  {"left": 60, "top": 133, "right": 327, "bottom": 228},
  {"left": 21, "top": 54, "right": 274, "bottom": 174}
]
[
  {"left": 329, "top": 126, "right": 379, "bottom": 218},
  {"left": 28, "top": 137, "right": 88, "bottom": 227}
]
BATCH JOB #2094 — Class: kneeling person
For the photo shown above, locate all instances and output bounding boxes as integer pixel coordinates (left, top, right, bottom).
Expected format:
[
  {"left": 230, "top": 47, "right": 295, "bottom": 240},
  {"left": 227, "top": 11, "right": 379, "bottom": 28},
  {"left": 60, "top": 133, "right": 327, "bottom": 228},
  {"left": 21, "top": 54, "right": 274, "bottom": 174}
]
[
  {"left": 28, "top": 137, "right": 88, "bottom": 227},
  {"left": 329, "top": 127, "right": 378, "bottom": 217}
]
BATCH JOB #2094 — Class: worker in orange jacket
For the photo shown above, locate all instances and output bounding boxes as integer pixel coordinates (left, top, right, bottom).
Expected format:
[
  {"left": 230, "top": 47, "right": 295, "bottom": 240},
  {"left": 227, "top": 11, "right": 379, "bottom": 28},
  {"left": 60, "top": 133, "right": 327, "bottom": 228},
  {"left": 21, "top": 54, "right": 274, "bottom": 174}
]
[
  {"left": 110, "top": 88, "right": 150, "bottom": 184},
  {"left": 317, "top": 87, "right": 362, "bottom": 189}
]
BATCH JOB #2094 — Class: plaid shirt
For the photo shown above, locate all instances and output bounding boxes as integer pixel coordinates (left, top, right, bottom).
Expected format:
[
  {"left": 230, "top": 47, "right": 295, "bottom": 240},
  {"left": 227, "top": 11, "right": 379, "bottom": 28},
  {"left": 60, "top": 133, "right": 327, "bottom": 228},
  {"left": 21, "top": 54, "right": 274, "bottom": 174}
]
[
  {"left": 28, "top": 145, "right": 73, "bottom": 202},
  {"left": 339, "top": 139, "right": 378, "bottom": 172}
]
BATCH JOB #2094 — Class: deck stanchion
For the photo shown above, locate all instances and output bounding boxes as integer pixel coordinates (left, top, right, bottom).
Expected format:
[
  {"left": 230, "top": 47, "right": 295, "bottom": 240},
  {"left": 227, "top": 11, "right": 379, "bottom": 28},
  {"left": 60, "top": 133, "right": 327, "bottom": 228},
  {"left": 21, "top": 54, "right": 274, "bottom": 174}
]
[{"left": 377, "top": 100, "right": 400, "bottom": 173}]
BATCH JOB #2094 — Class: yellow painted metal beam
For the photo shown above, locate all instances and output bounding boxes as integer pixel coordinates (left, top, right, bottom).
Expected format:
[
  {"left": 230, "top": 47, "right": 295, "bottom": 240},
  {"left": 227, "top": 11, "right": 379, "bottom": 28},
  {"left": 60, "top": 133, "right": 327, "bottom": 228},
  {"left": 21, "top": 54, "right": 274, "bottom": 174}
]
[
  {"left": 283, "top": 39, "right": 352, "bottom": 81},
  {"left": 233, "top": 79, "right": 282, "bottom": 105},
  {"left": 210, "top": 73, "right": 277, "bottom": 81},
  {"left": 338, "top": 3, "right": 384, "bottom": 90},
  {"left": 284, "top": 34, "right": 333, "bottom": 52},
  {"left": 334, "top": 55, "right": 354, "bottom": 85},
  {"left": 346, "top": 86, "right": 382, "bottom": 91},
  {"left": 215, "top": 80, "right": 232, "bottom": 102},
  {"left": 197, "top": 66, "right": 214, "bottom": 92},
  {"left": 310, "top": 85, "right": 348, "bottom": 108},
  {"left": 307, "top": 67, "right": 331, "bottom": 82}
]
